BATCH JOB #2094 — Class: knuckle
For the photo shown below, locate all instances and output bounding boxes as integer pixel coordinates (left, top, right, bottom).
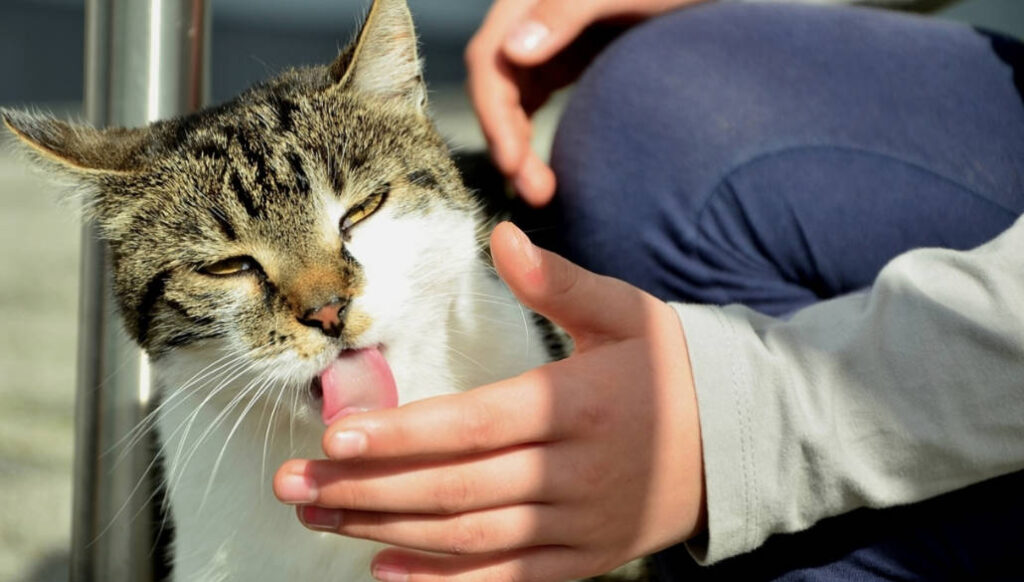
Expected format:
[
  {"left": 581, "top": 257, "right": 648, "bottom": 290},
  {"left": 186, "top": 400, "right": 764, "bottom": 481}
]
[
  {"left": 573, "top": 400, "right": 612, "bottom": 434},
  {"left": 500, "top": 562, "right": 535, "bottom": 582},
  {"left": 433, "top": 471, "right": 472, "bottom": 515},
  {"left": 337, "top": 482, "right": 373, "bottom": 510},
  {"left": 573, "top": 455, "right": 611, "bottom": 490},
  {"left": 459, "top": 401, "right": 499, "bottom": 450},
  {"left": 444, "top": 515, "right": 488, "bottom": 555},
  {"left": 546, "top": 259, "right": 585, "bottom": 304}
]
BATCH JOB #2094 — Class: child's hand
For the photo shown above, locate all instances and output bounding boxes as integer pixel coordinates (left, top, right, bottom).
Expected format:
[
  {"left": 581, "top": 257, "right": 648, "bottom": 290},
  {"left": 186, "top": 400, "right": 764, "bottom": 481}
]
[
  {"left": 275, "top": 223, "right": 706, "bottom": 582},
  {"left": 466, "top": 0, "right": 705, "bottom": 206}
]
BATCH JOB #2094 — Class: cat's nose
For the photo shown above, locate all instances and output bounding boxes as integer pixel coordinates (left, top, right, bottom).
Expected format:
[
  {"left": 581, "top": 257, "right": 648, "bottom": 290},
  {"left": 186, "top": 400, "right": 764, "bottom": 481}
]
[{"left": 298, "top": 298, "right": 349, "bottom": 339}]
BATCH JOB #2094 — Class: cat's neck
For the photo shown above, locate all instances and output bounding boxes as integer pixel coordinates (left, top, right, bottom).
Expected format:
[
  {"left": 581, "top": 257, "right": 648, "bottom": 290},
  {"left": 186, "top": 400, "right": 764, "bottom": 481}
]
[{"left": 445, "top": 264, "right": 553, "bottom": 390}]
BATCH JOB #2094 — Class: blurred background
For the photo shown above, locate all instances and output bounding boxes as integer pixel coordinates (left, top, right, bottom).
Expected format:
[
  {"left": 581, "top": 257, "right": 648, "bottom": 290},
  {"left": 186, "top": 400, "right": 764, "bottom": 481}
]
[{"left": 0, "top": 0, "right": 1021, "bottom": 581}]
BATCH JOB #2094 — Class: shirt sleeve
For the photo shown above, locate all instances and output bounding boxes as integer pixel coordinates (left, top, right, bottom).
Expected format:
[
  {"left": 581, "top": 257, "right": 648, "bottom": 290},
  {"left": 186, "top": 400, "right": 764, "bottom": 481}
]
[{"left": 672, "top": 215, "right": 1024, "bottom": 564}]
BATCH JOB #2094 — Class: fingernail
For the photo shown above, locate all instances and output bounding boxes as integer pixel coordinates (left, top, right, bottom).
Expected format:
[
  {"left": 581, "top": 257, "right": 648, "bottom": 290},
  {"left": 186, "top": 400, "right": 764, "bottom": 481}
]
[
  {"left": 372, "top": 564, "right": 409, "bottom": 582},
  {"left": 507, "top": 222, "right": 541, "bottom": 270},
  {"left": 300, "top": 505, "right": 343, "bottom": 532},
  {"left": 506, "top": 21, "right": 549, "bottom": 54},
  {"left": 278, "top": 473, "right": 317, "bottom": 504},
  {"left": 328, "top": 430, "right": 368, "bottom": 459}
]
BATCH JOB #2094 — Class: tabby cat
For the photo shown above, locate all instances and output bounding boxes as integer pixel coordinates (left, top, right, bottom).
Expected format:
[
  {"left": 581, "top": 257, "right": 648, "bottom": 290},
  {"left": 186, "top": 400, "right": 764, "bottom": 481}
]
[{"left": 2, "top": 0, "right": 651, "bottom": 580}]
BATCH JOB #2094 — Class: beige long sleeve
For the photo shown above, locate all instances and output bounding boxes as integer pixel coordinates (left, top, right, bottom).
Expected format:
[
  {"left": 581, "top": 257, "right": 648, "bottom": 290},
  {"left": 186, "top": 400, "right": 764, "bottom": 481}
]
[{"left": 672, "top": 215, "right": 1024, "bottom": 564}]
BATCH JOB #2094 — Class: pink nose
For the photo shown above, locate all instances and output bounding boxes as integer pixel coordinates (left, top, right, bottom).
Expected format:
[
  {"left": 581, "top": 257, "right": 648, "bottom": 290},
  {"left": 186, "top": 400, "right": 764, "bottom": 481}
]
[{"left": 299, "top": 299, "right": 347, "bottom": 338}]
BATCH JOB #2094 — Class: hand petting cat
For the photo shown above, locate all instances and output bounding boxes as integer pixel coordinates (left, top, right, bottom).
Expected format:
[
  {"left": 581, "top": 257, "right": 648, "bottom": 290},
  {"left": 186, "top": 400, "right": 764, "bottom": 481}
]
[
  {"left": 466, "top": 0, "right": 706, "bottom": 206},
  {"left": 274, "top": 222, "right": 707, "bottom": 582}
]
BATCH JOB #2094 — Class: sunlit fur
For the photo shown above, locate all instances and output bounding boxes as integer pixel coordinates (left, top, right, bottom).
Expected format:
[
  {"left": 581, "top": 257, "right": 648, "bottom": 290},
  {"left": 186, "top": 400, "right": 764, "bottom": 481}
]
[{"left": 3, "top": 1, "right": 555, "bottom": 580}]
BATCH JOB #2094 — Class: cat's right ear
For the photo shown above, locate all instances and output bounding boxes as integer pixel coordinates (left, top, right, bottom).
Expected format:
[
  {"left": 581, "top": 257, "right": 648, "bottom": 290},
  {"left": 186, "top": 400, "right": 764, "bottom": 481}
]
[
  {"left": 329, "top": 0, "right": 427, "bottom": 112},
  {"left": 2, "top": 109, "right": 149, "bottom": 177}
]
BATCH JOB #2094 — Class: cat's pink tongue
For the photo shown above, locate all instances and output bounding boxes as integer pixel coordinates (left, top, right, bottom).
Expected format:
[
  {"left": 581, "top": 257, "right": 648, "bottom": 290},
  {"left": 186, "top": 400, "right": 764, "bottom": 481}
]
[{"left": 319, "top": 348, "right": 397, "bottom": 426}]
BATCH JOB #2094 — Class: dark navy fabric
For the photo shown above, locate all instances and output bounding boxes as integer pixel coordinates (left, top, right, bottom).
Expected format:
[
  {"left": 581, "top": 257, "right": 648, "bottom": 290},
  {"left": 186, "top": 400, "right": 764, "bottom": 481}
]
[
  {"left": 528, "top": 2, "right": 1024, "bottom": 316},
  {"left": 519, "top": 3, "right": 1024, "bottom": 580}
]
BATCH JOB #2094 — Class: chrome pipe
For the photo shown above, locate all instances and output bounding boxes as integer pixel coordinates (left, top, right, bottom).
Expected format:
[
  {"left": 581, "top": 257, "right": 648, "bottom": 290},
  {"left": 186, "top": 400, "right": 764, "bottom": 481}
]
[{"left": 72, "top": 2, "right": 209, "bottom": 580}]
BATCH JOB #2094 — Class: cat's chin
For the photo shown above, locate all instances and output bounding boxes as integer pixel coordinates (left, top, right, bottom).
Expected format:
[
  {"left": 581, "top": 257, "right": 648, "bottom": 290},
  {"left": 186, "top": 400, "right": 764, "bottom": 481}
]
[{"left": 308, "top": 346, "right": 398, "bottom": 426}]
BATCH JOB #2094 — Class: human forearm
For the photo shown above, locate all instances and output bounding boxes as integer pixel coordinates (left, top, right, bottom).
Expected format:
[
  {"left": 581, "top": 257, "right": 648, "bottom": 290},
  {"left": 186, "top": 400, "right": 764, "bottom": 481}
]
[{"left": 676, "top": 215, "right": 1024, "bottom": 563}]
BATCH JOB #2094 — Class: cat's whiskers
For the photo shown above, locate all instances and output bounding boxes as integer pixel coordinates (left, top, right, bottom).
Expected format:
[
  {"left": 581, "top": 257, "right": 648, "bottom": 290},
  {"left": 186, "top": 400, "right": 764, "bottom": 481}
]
[
  {"left": 91, "top": 346, "right": 255, "bottom": 551},
  {"left": 85, "top": 441, "right": 177, "bottom": 551},
  {"left": 161, "top": 354, "right": 255, "bottom": 462},
  {"left": 441, "top": 343, "right": 496, "bottom": 376},
  {"left": 288, "top": 371, "right": 303, "bottom": 455},
  {"left": 260, "top": 376, "right": 292, "bottom": 500},
  {"left": 111, "top": 351, "right": 246, "bottom": 464},
  {"left": 168, "top": 358, "right": 262, "bottom": 492},
  {"left": 171, "top": 369, "right": 259, "bottom": 496},
  {"left": 199, "top": 370, "right": 277, "bottom": 512},
  {"left": 111, "top": 354, "right": 251, "bottom": 512},
  {"left": 422, "top": 291, "right": 533, "bottom": 355},
  {"left": 105, "top": 352, "right": 253, "bottom": 524}
]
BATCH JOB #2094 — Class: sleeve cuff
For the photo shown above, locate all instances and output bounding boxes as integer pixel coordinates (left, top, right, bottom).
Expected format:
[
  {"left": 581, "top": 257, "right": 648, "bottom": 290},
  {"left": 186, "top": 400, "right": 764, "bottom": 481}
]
[{"left": 670, "top": 302, "right": 764, "bottom": 564}]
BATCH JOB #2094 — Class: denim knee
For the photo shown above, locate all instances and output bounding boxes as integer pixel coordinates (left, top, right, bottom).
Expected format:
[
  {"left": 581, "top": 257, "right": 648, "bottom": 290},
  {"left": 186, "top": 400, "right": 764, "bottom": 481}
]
[
  {"left": 545, "top": 2, "right": 1024, "bottom": 306},
  {"left": 547, "top": 3, "right": 795, "bottom": 298}
]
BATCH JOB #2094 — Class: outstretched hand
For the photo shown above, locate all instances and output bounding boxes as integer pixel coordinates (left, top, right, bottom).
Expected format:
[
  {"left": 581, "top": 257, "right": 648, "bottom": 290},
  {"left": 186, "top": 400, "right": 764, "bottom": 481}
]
[
  {"left": 275, "top": 222, "right": 706, "bottom": 582},
  {"left": 466, "top": 0, "right": 704, "bottom": 206}
]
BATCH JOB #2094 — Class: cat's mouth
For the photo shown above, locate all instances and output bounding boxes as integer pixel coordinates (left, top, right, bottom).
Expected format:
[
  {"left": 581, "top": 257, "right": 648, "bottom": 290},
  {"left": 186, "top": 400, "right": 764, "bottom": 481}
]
[{"left": 309, "top": 346, "right": 398, "bottom": 425}]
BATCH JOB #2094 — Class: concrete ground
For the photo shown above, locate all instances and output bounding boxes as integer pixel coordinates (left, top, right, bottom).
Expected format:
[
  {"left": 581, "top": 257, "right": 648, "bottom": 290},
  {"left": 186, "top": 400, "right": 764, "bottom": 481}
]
[
  {"left": 0, "top": 1, "right": 1018, "bottom": 580},
  {"left": 0, "top": 148, "right": 80, "bottom": 582}
]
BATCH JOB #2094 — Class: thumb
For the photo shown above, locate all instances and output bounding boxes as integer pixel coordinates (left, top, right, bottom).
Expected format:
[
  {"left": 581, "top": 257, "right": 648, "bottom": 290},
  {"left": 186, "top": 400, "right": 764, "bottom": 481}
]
[
  {"left": 502, "top": 0, "right": 605, "bottom": 66},
  {"left": 490, "top": 222, "right": 649, "bottom": 344}
]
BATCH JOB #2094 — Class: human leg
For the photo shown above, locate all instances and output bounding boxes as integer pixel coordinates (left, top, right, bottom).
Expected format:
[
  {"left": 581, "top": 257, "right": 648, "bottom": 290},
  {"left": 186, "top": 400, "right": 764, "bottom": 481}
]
[{"left": 534, "top": 2, "right": 1024, "bottom": 315}]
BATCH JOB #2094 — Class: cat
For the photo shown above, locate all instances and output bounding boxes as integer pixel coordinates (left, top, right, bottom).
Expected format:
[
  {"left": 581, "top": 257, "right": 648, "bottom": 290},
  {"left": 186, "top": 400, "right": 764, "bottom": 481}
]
[{"left": 2, "top": 1, "right": 656, "bottom": 580}]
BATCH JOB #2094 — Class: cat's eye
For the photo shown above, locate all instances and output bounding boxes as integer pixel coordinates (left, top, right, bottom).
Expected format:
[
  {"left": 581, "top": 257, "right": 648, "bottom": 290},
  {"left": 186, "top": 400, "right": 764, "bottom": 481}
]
[
  {"left": 199, "top": 256, "right": 261, "bottom": 277},
  {"left": 340, "top": 185, "right": 390, "bottom": 237}
]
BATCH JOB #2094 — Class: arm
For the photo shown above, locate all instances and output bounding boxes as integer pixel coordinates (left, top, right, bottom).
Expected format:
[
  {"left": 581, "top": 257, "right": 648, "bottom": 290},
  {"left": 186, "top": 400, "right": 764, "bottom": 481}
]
[{"left": 677, "top": 215, "right": 1024, "bottom": 563}]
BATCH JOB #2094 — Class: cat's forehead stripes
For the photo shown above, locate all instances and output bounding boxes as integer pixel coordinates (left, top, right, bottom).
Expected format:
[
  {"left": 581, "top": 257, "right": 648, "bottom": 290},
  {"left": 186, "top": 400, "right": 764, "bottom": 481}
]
[
  {"left": 269, "top": 93, "right": 301, "bottom": 133},
  {"left": 208, "top": 207, "right": 238, "bottom": 241},
  {"left": 406, "top": 169, "right": 439, "bottom": 191}
]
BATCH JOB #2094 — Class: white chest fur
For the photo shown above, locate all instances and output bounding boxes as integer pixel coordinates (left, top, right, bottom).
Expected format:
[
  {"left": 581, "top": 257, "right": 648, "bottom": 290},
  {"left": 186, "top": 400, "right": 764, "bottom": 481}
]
[{"left": 153, "top": 256, "right": 551, "bottom": 582}]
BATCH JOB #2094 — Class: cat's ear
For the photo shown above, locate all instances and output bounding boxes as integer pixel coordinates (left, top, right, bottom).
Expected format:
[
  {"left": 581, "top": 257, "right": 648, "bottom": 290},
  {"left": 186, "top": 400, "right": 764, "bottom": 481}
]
[
  {"left": 330, "top": 0, "right": 426, "bottom": 111},
  {"left": 2, "top": 109, "right": 149, "bottom": 176}
]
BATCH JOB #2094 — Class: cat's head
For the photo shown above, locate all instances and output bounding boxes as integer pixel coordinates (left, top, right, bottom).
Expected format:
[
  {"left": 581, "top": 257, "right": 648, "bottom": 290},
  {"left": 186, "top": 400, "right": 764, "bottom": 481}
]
[{"left": 3, "top": 0, "right": 484, "bottom": 413}]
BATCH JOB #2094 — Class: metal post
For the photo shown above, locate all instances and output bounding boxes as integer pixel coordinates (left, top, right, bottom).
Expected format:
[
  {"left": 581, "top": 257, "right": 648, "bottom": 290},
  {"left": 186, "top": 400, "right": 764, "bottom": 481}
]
[{"left": 71, "top": 1, "right": 209, "bottom": 580}]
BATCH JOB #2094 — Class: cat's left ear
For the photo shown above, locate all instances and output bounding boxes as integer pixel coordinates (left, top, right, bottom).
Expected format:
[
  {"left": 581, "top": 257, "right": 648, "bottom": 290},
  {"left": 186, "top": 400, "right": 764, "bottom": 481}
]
[
  {"left": 330, "top": 0, "right": 427, "bottom": 112},
  {"left": 2, "top": 109, "right": 149, "bottom": 176}
]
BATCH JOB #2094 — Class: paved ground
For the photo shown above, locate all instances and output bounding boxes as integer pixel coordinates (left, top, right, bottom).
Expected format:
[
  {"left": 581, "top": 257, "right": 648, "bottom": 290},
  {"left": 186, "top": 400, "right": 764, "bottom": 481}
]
[{"left": 0, "top": 146, "right": 80, "bottom": 582}]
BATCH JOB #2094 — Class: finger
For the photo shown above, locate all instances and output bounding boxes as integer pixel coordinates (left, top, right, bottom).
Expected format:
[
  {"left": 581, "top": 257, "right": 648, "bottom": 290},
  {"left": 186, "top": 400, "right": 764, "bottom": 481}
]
[
  {"left": 277, "top": 445, "right": 553, "bottom": 514},
  {"left": 371, "top": 546, "right": 589, "bottom": 582},
  {"left": 466, "top": 54, "right": 528, "bottom": 175},
  {"left": 298, "top": 503, "right": 567, "bottom": 555},
  {"left": 465, "top": 0, "right": 537, "bottom": 176},
  {"left": 319, "top": 371, "right": 560, "bottom": 460},
  {"left": 490, "top": 222, "right": 653, "bottom": 342},
  {"left": 503, "top": 0, "right": 607, "bottom": 67},
  {"left": 513, "top": 150, "right": 557, "bottom": 207}
]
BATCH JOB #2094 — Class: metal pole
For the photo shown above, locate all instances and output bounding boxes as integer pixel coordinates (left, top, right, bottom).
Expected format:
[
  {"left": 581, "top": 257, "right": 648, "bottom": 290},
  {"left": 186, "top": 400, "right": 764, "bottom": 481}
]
[{"left": 71, "top": 2, "right": 209, "bottom": 580}]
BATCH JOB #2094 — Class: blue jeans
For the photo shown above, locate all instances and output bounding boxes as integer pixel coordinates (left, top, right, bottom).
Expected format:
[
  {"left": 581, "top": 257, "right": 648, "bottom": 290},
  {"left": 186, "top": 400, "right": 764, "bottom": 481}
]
[{"left": 522, "top": 3, "right": 1024, "bottom": 580}]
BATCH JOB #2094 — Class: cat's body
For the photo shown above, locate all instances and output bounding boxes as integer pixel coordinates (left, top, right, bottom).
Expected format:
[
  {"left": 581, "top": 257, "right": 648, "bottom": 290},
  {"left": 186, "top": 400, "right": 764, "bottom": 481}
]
[{"left": 5, "top": 1, "right": 564, "bottom": 579}]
